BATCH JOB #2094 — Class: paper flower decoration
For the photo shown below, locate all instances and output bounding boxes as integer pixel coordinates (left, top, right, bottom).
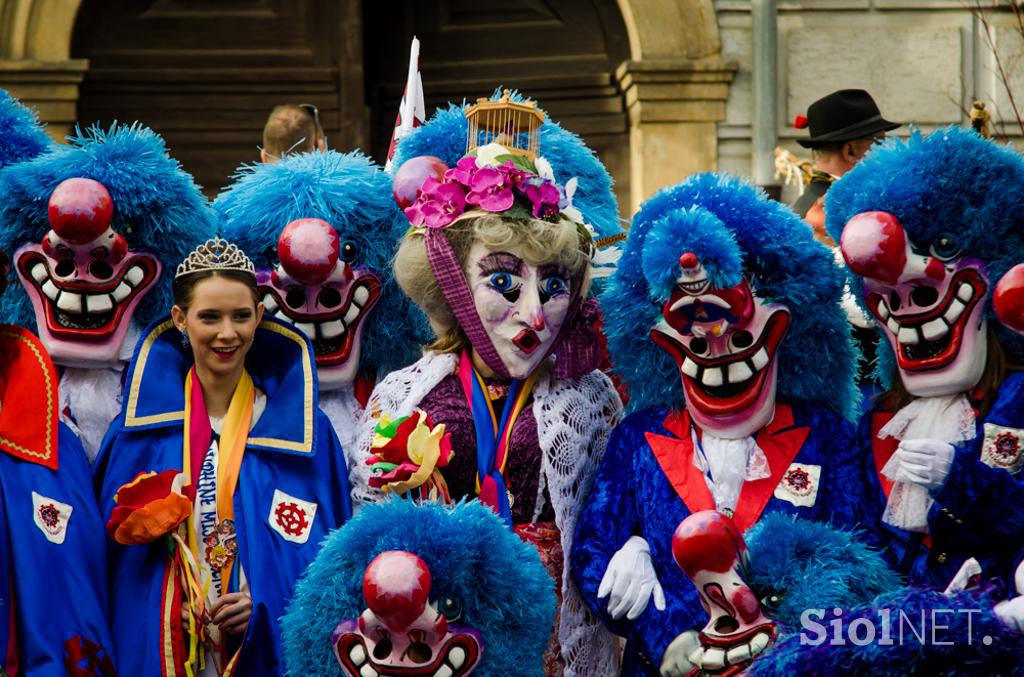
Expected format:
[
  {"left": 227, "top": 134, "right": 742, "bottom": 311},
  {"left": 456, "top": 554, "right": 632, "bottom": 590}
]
[
  {"left": 106, "top": 469, "right": 193, "bottom": 545},
  {"left": 367, "top": 410, "right": 453, "bottom": 502}
]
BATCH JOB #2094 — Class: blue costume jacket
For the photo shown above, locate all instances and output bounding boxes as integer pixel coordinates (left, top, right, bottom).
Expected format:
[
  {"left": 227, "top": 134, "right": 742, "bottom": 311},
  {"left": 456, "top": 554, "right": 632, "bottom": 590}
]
[
  {"left": 863, "top": 371, "right": 1024, "bottom": 590},
  {"left": 94, "top": 317, "right": 351, "bottom": 676},
  {"left": 571, "top": 401, "right": 881, "bottom": 676},
  {"left": 0, "top": 324, "right": 115, "bottom": 675}
]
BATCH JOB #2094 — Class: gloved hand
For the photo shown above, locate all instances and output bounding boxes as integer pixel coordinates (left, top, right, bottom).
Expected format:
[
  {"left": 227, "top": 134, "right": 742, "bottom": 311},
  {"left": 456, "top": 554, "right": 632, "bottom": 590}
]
[
  {"left": 660, "top": 629, "right": 700, "bottom": 677},
  {"left": 598, "top": 535, "right": 666, "bottom": 620},
  {"left": 995, "top": 595, "right": 1024, "bottom": 634},
  {"left": 895, "top": 438, "right": 955, "bottom": 492}
]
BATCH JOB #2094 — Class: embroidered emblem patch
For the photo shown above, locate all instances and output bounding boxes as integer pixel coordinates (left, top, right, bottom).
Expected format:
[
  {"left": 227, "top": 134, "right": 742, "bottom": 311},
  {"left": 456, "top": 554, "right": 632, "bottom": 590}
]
[
  {"left": 32, "top": 491, "right": 73, "bottom": 544},
  {"left": 981, "top": 423, "right": 1024, "bottom": 475},
  {"left": 269, "top": 489, "right": 317, "bottom": 544},
  {"left": 64, "top": 635, "right": 116, "bottom": 676},
  {"left": 773, "top": 463, "right": 821, "bottom": 508}
]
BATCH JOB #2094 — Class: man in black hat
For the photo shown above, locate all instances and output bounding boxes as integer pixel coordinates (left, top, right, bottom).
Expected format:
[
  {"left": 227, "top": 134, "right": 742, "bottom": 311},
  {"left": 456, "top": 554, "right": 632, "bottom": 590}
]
[{"left": 791, "top": 89, "right": 900, "bottom": 242}]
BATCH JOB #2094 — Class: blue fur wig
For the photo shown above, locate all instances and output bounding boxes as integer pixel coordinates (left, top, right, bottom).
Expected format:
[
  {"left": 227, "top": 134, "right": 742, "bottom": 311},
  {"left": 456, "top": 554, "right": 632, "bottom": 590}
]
[
  {"left": 393, "top": 91, "right": 622, "bottom": 240},
  {"left": 0, "top": 88, "right": 51, "bottom": 171},
  {"left": 214, "top": 150, "right": 430, "bottom": 377},
  {"left": 603, "top": 172, "right": 859, "bottom": 419},
  {"left": 282, "top": 499, "right": 556, "bottom": 677},
  {"left": 741, "top": 514, "right": 1024, "bottom": 674},
  {"left": 0, "top": 123, "right": 216, "bottom": 330},
  {"left": 825, "top": 127, "right": 1024, "bottom": 371}
]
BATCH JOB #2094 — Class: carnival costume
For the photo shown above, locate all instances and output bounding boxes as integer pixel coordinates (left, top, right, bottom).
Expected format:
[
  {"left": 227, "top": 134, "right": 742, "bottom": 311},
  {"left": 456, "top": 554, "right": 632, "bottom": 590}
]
[
  {"left": 94, "top": 239, "right": 352, "bottom": 676},
  {"left": 825, "top": 127, "right": 1024, "bottom": 592},
  {"left": 669, "top": 510, "right": 1024, "bottom": 675},
  {"left": 358, "top": 91, "right": 624, "bottom": 676},
  {"left": 0, "top": 112, "right": 215, "bottom": 459},
  {"left": 572, "top": 173, "right": 880, "bottom": 675},
  {"left": 0, "top": 94, "right": 116, "bottom": 671},
  {"left": 283, "top": 499, "right": 556, "bottom": 677},
  {"left": 215, "top": 150, "right": 429, "bottom": 471}
]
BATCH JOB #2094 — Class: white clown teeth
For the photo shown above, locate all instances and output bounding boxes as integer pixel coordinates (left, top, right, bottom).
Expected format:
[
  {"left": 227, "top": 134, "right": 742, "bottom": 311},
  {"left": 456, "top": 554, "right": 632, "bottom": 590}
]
[
  {"left": 29, "top": 260, "right": 149, "bottom": 320},
  {"left": 878, "top": 281, "right": 975, "bottom": 349}
]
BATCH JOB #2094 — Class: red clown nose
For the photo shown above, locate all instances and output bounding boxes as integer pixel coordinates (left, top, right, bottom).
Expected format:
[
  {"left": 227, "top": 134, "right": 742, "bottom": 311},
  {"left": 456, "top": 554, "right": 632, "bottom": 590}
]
[
  {"left": 393, "top": 156, "right": 448, "bottom": 210},
  {"left": 994, "top": 263, "right": 1024, "bottom": 335},
  {"left": 679, "top": 251, "right": 699, "bottom": 269},
  {"left": 277, "top": 218, "right": 340, "bottom": 286},
  {"left": 47, "top": 178, "right": 113, "bottom": 245},
  {"left": 363, "top": 551, "right": 432, "bottom": 633},
  {"left": 672, "top": 510, "right": 747, "bottom": 580},
  {"left": 839, "top": 211, "right": 908, "bottom": 285}
]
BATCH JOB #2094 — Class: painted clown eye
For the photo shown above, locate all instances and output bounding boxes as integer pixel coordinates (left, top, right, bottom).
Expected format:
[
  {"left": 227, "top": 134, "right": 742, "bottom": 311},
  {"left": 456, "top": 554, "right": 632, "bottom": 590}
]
[
  {"left": 437, "top": 596, "right": 463, "bottom": 622},
  {"left": 929, "top": 233, "right": 960, "bottom": 262},
  {"left": 489, "top": 272, "right": 513, "bottom": 292},
  {"left": 340, "top": 240, "right": 359, "bottom": 264},
  {"left": 760, "top": 591, "right": 784, "bottom": 613},
  {"left": 542, "top": 276, "right": 568, "bottom": 297}
]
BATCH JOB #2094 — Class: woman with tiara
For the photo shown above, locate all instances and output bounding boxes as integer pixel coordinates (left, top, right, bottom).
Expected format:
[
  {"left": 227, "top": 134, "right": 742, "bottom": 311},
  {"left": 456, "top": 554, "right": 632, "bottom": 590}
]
[
  {"left": 358, "top": 92, "right": 624, "bottom": 676},
  {"left": 94, "top": 237, "right": 352, "bottom": 676}
]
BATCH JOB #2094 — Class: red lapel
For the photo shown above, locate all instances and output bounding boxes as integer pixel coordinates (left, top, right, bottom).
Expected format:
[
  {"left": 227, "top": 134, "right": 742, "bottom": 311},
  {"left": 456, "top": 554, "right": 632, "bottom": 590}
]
[
  {"left": 871, "top": 411, "right": 897, "bottom": 499},
  {"left": 731, "top": 403, "right": 808, "bottom": 531},
  {"left": 0, "top": 324, "right": 59, "bottom": 469},
  {"left": 645, "top": 409, "right": 715, "bottom": 515}
]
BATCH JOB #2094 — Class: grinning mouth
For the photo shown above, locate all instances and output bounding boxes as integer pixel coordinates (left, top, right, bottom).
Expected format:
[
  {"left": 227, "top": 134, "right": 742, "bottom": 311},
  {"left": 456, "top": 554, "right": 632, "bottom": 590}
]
[
  {"left": 211, "top": 346, "right": 240, "bottom": 360},
  {"left": 16, "top": 250, "right": 159, "bottom": 338},
  {"left": 688, "top": 624, "right": 777, "bottom": 675},
  {"left": 867, "top": 269, "right": 986, "bottom": 372},
  {"left": 652, "top": 310, "right": 790, "bottom": 417},
  {"left": 262, "top": 274, "right": 381, "bottom": 366},
  {"left": 334, "top": 630, "right": 481, "bottom": 677},
  {"left": 679, "top": 278, "right": 710, "bottom": 295},
  {"left": 513, "top": 328, "right": 541, "bottom": 354}
]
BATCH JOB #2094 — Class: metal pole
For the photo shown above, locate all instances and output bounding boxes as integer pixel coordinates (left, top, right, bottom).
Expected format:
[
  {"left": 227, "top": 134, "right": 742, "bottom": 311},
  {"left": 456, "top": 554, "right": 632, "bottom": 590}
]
[{"left": 752, "top": 0, "right": 779, "bottom": 193}]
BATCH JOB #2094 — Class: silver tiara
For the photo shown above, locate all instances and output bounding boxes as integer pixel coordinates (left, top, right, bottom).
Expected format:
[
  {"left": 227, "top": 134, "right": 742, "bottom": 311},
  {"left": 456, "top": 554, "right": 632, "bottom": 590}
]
[{"left": 175, "top": 237, "right": 255, "bottom": 279}]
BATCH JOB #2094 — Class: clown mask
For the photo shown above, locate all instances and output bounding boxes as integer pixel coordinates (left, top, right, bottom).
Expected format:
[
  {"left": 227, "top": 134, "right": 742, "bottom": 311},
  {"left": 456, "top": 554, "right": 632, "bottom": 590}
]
[
  {"left": 840, "top": 211, "right": 988, "bottom": 397},
  {"left": 465, "top": 242, "right": 572, "bottom": 380},
  {"left": 652, "top": 252, "right": 790, "bottom": 439},
  {"left": 259, "top": 218, "right": 381, "bottom": 390},
  {"left": 332, "top": 550, "right": 482, "bottom": 677},
  {"left": 15, "top": 178, "right": 161, "bottom": 367},
  {"left": 672, "top": 511, "right": 777, "bottom": 674}
]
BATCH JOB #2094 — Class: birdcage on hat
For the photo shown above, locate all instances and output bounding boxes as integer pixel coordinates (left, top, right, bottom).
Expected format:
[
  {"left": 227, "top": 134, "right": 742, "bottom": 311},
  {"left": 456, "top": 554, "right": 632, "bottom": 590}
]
[{"left": 465, "top": 89, "right": 545, "bottom": 160}]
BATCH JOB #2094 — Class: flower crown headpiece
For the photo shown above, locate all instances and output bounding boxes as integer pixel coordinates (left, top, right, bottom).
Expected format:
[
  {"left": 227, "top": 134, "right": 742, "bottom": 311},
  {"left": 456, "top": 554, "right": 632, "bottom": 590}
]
[{"left": 175, "top": 236, "right": 255, "bottom": 279}]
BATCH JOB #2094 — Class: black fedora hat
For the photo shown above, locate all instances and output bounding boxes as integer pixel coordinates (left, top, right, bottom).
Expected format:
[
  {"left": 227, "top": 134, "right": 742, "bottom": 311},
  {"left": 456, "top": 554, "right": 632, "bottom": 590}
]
[{"left": 795, "top": 89, "right": 900, "bottom": 148}]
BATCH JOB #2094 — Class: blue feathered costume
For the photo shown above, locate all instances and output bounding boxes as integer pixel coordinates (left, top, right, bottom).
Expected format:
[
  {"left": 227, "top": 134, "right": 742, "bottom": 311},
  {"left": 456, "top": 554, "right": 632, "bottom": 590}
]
[
  {"left": 571, "top": 173, "right": 883, "bottom": 675},
  {"left": 282, "top": 500, "right": 555, "bottom": 676},
  {"left": 215, "top": 150, "right": 430, "bottom": 469},
  {"left": 0, "top": 116, "right": 216, "bottom": 458},
  {"left": 0, "top": 89, "right": 116, "bottom": 675},
  {"left": 825, "top": 128, "right": 1024, "bottom": 592}
]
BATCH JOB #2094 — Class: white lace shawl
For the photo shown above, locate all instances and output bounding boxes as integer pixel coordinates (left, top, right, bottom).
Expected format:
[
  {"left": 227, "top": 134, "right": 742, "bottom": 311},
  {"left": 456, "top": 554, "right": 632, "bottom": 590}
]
[
  {"left": 320, "top": 384, "right": 366, "bottom": 506},
  {"left": 353, "top": 351, "right": 624, "bottom": 677}
]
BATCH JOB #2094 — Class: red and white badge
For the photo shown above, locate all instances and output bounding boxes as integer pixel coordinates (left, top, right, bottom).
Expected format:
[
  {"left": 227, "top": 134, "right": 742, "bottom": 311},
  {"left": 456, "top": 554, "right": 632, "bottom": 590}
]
[
  {"left": 32, "top": 491, "right": 73, "bottom": 544},
  {"left": 981, "top": 423, "right": 1024, "bottom": 475},
  {"left": 269, "top": 489, "right": 317, "bottom": 544},
  {"left": 773, "top": 463, "right": 821, "bottom": 508}
]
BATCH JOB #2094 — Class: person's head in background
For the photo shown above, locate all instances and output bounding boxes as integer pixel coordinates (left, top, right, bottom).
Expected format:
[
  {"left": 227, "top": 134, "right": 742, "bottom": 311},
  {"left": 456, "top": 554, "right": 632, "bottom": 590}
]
[
  {"left": 799, "top": 89, "right": 898, "bottom": 179},
  {"left": 260, "top": 104, "right": 325, "bottom": 163}
]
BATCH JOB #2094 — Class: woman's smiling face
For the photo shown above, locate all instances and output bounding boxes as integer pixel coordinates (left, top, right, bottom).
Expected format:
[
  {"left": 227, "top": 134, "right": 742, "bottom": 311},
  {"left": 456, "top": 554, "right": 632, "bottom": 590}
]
[
  {"left": 172, "top": 275, "right": 264, "bottom": 379},
  {"left": 465, "top": 242, "right": 572, "bottom": 379}
]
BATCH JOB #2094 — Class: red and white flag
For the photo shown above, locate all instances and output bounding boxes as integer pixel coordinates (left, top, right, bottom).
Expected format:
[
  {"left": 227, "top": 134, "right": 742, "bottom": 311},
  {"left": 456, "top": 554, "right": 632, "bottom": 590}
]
[{"left": 384, "top": 36, "right": 426, "bottom": 174}]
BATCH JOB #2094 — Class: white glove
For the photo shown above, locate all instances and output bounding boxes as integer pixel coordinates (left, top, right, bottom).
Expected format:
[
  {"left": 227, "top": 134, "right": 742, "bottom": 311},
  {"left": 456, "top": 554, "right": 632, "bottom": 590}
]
[
  {"left": 995, "top": 596, "right": 1024, "bottom": 634},
  {"left": 895, "top": 438, "right": 954, "bottom": 492},
  {"left": 598, "top": 535, "right": 666, "bottom": 620},
  {"left": 660, "top": 629, "right": 700, "bottom": 677}
]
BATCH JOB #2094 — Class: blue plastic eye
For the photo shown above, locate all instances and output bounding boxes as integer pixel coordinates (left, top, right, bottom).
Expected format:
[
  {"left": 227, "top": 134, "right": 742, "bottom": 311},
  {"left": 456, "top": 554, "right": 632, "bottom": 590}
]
[
  {"left": 544, "top": 277, "right": 567, "bottom": 295},
  {"left": 929, "top": 233, "right": 959, "bottom": 262},
  {"left": 438, "top": 596, "right": 463, "bottom": 622},
  {"left": 489, "top": 272, "right": 513, "bottom": 292},
  {"left": 340, "top": 240, "right": 359, "bottom": 263}
]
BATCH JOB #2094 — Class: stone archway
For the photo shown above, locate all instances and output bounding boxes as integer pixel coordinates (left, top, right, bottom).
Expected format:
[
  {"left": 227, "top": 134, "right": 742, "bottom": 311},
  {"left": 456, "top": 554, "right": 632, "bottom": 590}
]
[
  {"left": 0, "top": 0, "right": 733, "bottom": 208},
  {"left": 0, "top": 0, "right": 87, "bottom": 139}
]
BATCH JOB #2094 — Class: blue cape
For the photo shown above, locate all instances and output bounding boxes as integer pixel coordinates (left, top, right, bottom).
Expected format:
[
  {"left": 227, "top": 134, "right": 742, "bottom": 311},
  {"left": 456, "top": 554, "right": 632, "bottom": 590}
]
[
  {"left": 0, "top": 324, "right": 115, "bottom": 674},
  {"left": 93, "top": 316, "right": 352, "bottom": 675}
]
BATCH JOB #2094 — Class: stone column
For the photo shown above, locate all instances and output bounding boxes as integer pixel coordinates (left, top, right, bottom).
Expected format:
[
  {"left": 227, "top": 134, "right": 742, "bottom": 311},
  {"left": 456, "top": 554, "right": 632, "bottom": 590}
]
[
  {"left": 616, "top": 57, "right": 736, "bottom": 213},
  {"left": 0, "top": 59, "right": 87, "bottom": 141}
]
